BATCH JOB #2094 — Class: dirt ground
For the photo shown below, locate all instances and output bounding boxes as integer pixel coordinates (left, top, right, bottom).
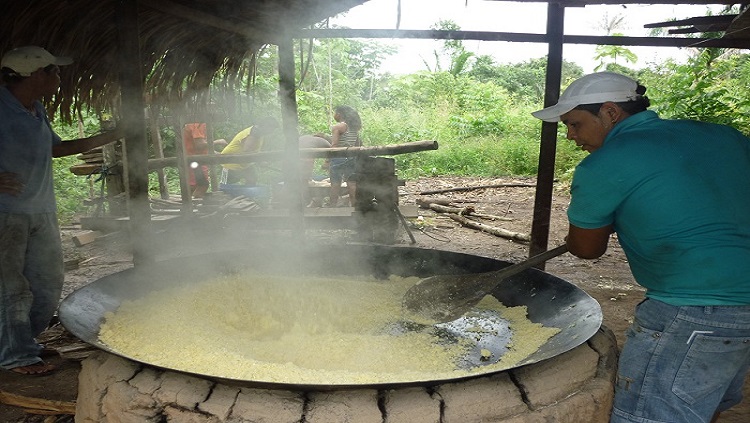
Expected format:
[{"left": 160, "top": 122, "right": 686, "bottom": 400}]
[{"left": 1, "top": 176, "right": 748, "bottom": 422}]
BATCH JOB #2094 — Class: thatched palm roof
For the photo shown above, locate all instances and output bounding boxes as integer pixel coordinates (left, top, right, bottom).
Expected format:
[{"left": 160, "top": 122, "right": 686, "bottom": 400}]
[{"left": 1, "top": 0, "right": 367, "bottom": 122}]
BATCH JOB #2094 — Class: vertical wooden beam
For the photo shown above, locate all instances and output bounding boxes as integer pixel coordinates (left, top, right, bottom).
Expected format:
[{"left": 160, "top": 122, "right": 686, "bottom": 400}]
[
  {"left": 529, "top": 3, "right": 565, "bottom": 263},
  {"left": 116, "top": 0, "right": 152, "bottom": 265},
  {"left": 147, "top": 107, "right": 170, "bottom": 200},
  {"left": 277, "top": 35, "right": 304, "bottom": 235}
]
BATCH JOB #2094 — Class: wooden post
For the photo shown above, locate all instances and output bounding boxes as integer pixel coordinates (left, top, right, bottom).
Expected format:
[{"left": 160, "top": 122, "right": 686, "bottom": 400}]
[
  {"left": 530, "top": 2, "right": 565, "bottom": 265},
  {"left": 148, "top": 106, "right": 170, "bottom": 200},
  {"left": 278, "top": 35, "right": 304, "bottom": 235},
  {"left": 116, "top": 0, "right": 152, "bottom": 265},
  {"left": 206, "top": 122, "right": 220, "bottom": 192},
  {"left": 101, "top": 142, "right": 125, "bottom": 215},
  {"left": 173, "top": 121, "right": 194, "bottom": 213}
]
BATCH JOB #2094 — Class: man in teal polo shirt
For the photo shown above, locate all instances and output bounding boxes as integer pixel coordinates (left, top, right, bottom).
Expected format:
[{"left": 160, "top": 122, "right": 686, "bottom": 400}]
[{"left": 533, "top": 72, "right": 750, "bottom": 423}]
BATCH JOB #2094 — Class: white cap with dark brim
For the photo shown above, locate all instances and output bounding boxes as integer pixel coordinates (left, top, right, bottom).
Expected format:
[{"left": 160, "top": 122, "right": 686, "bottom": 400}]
[
  {"left": 531, "top": 72, "right": 639, "bottom": 122},
  {"left": 1, "top": 46, "right": 73, "bottom": 77}
]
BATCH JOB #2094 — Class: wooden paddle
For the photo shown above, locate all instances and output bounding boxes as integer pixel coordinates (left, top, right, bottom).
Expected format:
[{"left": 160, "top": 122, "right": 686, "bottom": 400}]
[{"left": 402, "top": 244, "right": 569, "bottom": 323}]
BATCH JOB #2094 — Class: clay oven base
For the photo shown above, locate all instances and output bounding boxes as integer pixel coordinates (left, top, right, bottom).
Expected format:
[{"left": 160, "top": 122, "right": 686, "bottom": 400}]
[{"left": 74, "top": 326, "right": 616, "bottom": 422}]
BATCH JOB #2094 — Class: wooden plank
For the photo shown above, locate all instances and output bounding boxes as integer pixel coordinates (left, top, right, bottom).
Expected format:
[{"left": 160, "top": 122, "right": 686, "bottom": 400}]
[
  {"left": 80, "top": 206, "right": 415, "bottom": 231},
  {"left": 644, "top": 14, "right": 736, "bottom": 29},
  {"left": 0, "top": 390, "right": 76, "bottom": 415},
  {"left": 76, "top": 152, "right": 104, "bottom": 161},
  {"left": 298, "top": 28, "right": 750, "bottom": 49},
  {"left": 726, "top": 7, "right": 750, "bottom": 38},
  {"left": 80, "top": 215, "right": 178, "bottom": 232},
  {"left": 72, "top": 231, "right": 102, "bottom": 247},
  {"left": 57, "top": 342, "right": 98, "bottom": 360},
  {"left": 69, "top": 163, "right": 102, "bottom": 176}
]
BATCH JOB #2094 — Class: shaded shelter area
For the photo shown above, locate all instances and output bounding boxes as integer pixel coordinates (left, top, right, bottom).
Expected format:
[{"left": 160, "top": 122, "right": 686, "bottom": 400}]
[
  {"left": 2, "top": 0, "right": 367, "bottom": 119},
  {"left": 2, "top": 0, "right": 750, "bottom": 263}
]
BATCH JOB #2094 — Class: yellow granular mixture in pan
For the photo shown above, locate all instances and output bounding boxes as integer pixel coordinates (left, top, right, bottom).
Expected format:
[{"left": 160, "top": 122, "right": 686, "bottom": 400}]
[{"left": 98, "top": 274, "right": 560, "bottom": 385}]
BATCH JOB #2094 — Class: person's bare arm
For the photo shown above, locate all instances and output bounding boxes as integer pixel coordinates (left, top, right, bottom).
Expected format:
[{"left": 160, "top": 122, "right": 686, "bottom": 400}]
[
  {"left": 330, "top": 122, "right": 347, "bottom": 147},
  {"left": 212, "top": 138, "right": 228, "bottom": 152},
  {"left": 193, "top": 137, "right": 208, "bottom": 152},
  {"left": 52, "top": 127, "right": 124, "bottom": 158},
  {"left": 313, "top": 132, "right": 331, "bottom": 142},
  {"left": 242, "top": 134, "right": 261, "bottom": 153},
  {"left": 566, "top": 223, "right": 613, "bottom": 259}
]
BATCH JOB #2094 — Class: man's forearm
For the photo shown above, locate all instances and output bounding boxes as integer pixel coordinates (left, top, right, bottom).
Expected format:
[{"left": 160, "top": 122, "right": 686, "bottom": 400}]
[{"left": 53, "top": 127, "right": 124, "bottom": 158}]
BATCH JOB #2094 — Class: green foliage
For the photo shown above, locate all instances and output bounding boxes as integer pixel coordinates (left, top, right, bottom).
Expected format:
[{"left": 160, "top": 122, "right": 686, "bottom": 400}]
[
  {"left": 468, "top": 57, "right": 584, "bottom": 103},
  {"left": 640, "top": 52, "right": 750, "bottom": 133},
  {"left": 450, "top": 50, "right": 475, "bottom": 76},
  {"left": 51, "top": 115, "right": 102, "bottom": 224},
  {"left": 149, "top": 167, "right": 181, "bottom": 196},
  {"left": 594, "top": 34, "right": 638, "bottom": 71},
  {"left": 293, "top": 35, "right": 395, "bottom": 110},
  {"left": 53, "top": 156, "right": 94, "bottom": 224}
]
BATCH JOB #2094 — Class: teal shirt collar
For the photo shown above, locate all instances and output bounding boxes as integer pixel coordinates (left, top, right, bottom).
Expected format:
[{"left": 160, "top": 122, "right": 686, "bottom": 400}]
[{"left": 604, "top": 110, "right": 659, "bottom": 144}]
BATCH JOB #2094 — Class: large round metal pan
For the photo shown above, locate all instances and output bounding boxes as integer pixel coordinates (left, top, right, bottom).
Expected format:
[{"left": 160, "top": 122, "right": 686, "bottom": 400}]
[{"left": 58, "top": 243, "right": 602, "bottom": 390}]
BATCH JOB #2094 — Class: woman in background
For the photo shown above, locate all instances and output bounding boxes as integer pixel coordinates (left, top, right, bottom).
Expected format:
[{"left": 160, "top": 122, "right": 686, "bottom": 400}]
[{"left": 327, "top": 105, "right": 362, "bottom": 207}]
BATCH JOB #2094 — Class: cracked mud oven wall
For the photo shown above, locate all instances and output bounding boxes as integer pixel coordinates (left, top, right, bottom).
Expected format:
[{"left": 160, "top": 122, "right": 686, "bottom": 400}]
[{"left": 75, "top": 327, "right": 616, "bottom": 423}]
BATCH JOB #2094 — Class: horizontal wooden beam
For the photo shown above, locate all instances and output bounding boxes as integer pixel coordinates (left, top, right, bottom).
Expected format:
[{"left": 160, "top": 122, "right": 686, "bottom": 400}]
[
  {"left": 644, "top": 14, "right": 737, "bottom": 28},
  {"left": 564, "top": 33, "right": 750, "bottom": 48},
  {"left": 491, "top": 0, "right": 740, "bottom": 5},
  {"left": 148, "top": 140, "right": 439, "bottom": 170},
  {"left": 296, "top": 28, "right": 750, "bottom": 50}
]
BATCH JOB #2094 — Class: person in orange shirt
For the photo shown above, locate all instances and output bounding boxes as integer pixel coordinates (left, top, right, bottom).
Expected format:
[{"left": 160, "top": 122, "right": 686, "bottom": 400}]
[{"left": 182, "top": 122, "right": 226, "bottom": 198}]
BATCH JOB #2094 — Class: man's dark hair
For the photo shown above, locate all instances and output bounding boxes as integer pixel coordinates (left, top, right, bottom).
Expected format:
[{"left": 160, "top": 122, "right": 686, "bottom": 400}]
[
  {"left": 1, "top": 65, "right": 56, "bottom": 86},
  {"left": 252, "top": 116, "right": 279, "bottom": 136},
  {"left": 1, "top": 67, "right": 25, "bottom": 85},
  {"left": 334, "top": 105, "right": 362, "bottom": 132},
  {"left": 574, "top": 83, "right": 650, "bottom": 116}
]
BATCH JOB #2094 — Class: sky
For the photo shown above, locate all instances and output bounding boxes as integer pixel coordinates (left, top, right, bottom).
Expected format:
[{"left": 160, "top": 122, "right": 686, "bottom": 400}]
[{"left": 329, "top": 0, "right": 725, "bottom": 74}]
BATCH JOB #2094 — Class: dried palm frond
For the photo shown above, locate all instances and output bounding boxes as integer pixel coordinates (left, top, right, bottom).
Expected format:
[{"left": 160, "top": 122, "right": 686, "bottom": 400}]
[{"left": 0, "top": 0, "right": 366, "bottom": 123}]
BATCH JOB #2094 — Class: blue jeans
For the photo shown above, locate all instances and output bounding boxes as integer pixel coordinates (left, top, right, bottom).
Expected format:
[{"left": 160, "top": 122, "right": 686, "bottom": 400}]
[
  {"left": 611, "top": 298, "right": 750, "bottom": 423},
  {"left": 329, "top": 158, "right": 355, "bottom": 183},
  {"left": 0, "top": 212, "right": 64, "bottom": 369}
]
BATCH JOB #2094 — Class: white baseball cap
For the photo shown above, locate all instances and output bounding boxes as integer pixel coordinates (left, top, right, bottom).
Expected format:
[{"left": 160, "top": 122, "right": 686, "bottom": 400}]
[
  {"left": 1, "top": 46, "right": 73, "bottom": 77},
  {"left": 532, "top": 72, "right": 639, "bottom": 122}
]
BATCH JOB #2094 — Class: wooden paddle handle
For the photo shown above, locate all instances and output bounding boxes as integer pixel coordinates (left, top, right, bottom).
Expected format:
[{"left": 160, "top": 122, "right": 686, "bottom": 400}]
[{"left": 489, "top": 244, "right": 569, "bottom": 280}]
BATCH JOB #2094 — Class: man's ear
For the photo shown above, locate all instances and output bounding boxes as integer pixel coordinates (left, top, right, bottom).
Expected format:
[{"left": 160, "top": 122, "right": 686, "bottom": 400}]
[{"left": 600, "top": 102, "right": 621, "bottom": 122}]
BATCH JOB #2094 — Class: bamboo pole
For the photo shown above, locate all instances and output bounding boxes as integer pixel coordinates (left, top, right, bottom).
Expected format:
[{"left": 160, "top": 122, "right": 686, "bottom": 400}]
[{"left": 147, "top": 140, "right": 438, "bottom": 170}]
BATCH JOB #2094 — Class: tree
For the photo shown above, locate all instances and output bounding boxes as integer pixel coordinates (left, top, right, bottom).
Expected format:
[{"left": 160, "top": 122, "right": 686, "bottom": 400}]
[
  {"left": 468, "top": 56, "right": 584, "bottom": 103},
  {"left": 246, "top": 31, "right": 395, "bottom": 133},
  {"left": 595, "top": 11, "right": 627, "bottom": 35},
  {"left": 594, "top": 34, "right": 638, "bottom": 70},
  {"left": 592, "top": 12, "right": 638, "bottom": 71},
  {"left": 641, "top": 51, "right": 750, "bottom": 133},
  {"left": 424, "top": 20, "right": 474, "bottom": 76}
]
